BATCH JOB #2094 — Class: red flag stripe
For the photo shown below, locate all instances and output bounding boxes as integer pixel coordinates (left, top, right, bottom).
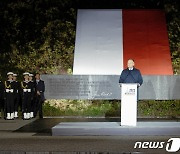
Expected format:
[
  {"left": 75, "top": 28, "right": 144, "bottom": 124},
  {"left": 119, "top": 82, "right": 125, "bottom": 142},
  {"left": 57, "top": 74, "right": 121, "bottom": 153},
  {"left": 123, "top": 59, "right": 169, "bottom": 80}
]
[{"left": 122, "top": 10, "right": 173, "bottom": 75}]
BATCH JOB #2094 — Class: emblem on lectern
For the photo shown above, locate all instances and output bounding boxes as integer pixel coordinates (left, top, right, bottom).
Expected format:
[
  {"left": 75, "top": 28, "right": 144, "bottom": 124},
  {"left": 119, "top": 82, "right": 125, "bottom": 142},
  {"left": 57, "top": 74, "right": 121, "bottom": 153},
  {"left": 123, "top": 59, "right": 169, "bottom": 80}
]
[{"left": 125, "top": 87, "right": 135, "bottom": 95}]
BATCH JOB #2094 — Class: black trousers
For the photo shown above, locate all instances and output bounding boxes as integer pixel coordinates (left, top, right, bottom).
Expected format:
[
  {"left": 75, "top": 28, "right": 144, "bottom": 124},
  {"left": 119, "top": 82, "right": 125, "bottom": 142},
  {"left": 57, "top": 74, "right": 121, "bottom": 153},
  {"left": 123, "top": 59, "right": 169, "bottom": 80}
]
[
  {"left": 14, "top": 94, "right": 20, "bottom": 112},
  {"left": 34, "top": 95, "right": 43, "bottom": 118},
  {"left": 22, "top": 93, "right": 31, "bottom": 113},
  {"left": 30, "top": 98, "right": 35, "bottom": 112},
  {"left": 5, "top": 93, "right": 14, "bottom": 113}
]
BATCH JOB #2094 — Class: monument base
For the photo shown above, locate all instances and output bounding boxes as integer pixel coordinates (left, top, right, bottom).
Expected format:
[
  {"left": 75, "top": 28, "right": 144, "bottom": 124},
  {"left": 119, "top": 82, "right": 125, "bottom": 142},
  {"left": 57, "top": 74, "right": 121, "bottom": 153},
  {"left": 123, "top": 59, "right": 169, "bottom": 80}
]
[{"left": 52, "top": 122, "right": 180, "bottom": 136}]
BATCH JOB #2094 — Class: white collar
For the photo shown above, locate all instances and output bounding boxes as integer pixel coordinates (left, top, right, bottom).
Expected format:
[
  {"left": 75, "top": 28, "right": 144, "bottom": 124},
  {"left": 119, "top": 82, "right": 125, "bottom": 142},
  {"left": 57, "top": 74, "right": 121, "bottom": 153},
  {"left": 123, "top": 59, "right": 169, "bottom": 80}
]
[
  {"left": 8, "top": 80, "right": 13, "bottom": 82},
  {"left": 128, "top": 67, "right": 133, "bottom": 70}
]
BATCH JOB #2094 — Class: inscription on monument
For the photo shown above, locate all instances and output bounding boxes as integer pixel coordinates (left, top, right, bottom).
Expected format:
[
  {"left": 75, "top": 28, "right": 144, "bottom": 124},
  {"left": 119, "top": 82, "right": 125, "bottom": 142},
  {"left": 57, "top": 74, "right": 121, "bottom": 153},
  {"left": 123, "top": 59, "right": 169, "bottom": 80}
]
[{"left": 41, "top": 75, "right": 180, "bottom": 100}]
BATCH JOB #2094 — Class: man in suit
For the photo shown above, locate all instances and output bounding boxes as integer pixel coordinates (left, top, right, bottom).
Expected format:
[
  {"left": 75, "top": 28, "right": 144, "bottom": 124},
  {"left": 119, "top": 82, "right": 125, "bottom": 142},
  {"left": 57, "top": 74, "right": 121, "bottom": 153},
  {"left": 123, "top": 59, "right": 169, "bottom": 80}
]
[
  {"left": 34, "top": 73, "right": 45, "bottom": 118},
  {"left": 119, "top": 59, "right": 143, "bottom": 86},
  {"left": 119, "top": 59, "right": 143, "bottom": 100}
]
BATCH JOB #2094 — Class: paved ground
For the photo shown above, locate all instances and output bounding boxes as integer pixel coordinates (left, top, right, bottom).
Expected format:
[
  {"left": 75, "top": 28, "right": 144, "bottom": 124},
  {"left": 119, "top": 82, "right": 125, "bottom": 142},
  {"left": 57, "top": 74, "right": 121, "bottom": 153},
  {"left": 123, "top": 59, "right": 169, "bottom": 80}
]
[{"left": 0, "top": 117, "right": 179, "bottom": 154}]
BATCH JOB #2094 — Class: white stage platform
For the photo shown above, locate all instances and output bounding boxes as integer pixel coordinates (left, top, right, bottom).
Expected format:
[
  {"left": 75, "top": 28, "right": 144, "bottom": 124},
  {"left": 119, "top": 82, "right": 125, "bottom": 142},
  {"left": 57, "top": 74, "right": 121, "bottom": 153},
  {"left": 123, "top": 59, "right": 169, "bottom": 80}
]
[{"left": 52, "top": 122, "right": 180, "bottom": 136}]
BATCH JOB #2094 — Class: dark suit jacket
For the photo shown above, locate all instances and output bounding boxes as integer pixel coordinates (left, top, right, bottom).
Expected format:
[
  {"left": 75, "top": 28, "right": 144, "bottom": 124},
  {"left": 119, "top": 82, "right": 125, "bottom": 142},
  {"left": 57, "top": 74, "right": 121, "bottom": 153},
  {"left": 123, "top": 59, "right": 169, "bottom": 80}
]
[
  {"left": 35, "top": 80, "right": 45, "bottom": 101},
  {"left": 119, "top": 68, "right": 143, "bottom": 85}
]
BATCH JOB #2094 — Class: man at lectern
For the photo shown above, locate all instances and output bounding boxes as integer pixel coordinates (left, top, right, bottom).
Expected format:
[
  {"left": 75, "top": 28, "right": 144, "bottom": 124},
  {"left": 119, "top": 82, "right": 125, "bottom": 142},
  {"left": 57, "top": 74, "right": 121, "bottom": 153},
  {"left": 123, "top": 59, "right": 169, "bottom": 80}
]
[
  {"left": 119, "top": 59, "right": 143, "bottom": 126},
  {"left": 119, "top": 59, "right": 143, "bottom": 86}
]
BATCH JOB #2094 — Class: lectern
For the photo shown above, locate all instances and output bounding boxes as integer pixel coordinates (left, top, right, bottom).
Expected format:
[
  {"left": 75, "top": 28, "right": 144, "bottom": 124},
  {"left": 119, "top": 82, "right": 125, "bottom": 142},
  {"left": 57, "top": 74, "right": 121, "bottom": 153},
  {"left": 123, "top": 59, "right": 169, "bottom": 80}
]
[{"left": 120, "top": 83, "right": 138, "bottom": 126}]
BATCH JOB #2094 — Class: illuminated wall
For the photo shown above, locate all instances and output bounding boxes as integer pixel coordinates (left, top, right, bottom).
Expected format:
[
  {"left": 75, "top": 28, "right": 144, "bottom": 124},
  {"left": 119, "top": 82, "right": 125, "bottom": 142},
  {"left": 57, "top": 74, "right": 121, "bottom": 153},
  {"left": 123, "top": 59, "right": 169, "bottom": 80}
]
[{"left": 73, "top": 9, "right": 173, "bottom": 75}]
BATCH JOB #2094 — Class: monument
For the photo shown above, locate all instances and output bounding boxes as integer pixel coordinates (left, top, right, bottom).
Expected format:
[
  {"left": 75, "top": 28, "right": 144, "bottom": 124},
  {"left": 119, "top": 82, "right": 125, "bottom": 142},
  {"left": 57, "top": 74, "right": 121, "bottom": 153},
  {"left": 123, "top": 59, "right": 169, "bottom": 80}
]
[{"left": 51, "top": 9, "right": 180, "bottom": 136}]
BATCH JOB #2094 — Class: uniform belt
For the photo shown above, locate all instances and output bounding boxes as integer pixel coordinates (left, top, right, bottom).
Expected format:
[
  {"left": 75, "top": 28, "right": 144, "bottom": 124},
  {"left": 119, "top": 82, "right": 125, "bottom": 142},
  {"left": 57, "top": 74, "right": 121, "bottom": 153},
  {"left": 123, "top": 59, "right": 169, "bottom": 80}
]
[
  {"left": 6, "top": 89, "right": 14, "bottom": 93},
  {"left": 23, "top": 89, "right": 31, "bottom": 92}
]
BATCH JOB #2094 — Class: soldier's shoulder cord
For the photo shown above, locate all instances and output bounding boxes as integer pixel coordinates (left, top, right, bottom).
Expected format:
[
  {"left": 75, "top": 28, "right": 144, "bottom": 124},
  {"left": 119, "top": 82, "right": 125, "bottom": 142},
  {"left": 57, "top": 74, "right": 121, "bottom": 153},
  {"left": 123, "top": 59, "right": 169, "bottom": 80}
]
[
  {"left": 21, "top": 81, "right": 27, "bottom": 89},
  {"left": 4, "top": 81, "right": 11, "bottom": 89}
]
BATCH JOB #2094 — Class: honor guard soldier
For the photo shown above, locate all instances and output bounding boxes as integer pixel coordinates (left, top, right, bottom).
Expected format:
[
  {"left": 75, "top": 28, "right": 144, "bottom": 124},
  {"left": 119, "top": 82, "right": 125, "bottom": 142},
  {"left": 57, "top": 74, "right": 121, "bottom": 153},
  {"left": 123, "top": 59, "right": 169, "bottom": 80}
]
[
  {"left": 13, "top": 73, "right": 21, "bottom": 118},
  {"left": 29, "top": 73, "right": 35, "bottom": 118},
  {"left": 34, "top": 73, "right": 45, "bottom": 119},
  {"left": 21, "top": 72, "right": 33, "bottom": 120},
  {"left": 0, "top": 77, "right": 5, "bottom": 118},
  {"left": 4, "top": 72, "right": 16, "bottom": 120}
]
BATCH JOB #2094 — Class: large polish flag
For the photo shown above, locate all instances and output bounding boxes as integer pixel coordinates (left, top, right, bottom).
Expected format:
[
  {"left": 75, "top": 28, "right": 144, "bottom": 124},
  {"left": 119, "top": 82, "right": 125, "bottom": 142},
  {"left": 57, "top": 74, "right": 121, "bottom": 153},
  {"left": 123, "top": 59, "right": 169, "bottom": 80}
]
[{"left": 73, "top": 9, "right": 173, "bottom": 75}]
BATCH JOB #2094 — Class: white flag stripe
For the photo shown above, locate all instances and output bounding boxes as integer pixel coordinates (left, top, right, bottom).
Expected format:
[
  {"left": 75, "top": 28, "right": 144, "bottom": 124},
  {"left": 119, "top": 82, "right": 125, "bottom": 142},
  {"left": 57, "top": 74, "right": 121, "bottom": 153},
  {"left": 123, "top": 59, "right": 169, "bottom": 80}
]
[{"left": 73, "top": 9, "right": 123, "bottom": 75}]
